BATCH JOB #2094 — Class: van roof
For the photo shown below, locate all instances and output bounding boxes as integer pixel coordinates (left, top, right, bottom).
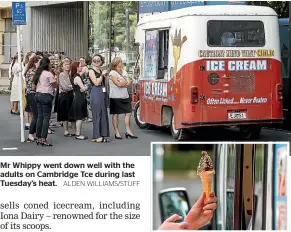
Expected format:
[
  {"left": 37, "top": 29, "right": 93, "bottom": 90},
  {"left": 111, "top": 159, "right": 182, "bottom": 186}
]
[{"left": 137, "top": 5, "right": 277, "bottom": 26}]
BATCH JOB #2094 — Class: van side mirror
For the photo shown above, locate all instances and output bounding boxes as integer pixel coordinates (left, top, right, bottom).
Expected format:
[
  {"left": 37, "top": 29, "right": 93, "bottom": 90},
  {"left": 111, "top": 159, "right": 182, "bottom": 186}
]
[{"left": 158, "top": 188, "right": 191, "bottom": 223}]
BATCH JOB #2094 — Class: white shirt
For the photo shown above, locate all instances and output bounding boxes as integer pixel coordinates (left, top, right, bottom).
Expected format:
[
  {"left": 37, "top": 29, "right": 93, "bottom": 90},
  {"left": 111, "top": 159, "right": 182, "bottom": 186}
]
[{"left": 108, "top": 70, "right": 129, "bottom": 99}]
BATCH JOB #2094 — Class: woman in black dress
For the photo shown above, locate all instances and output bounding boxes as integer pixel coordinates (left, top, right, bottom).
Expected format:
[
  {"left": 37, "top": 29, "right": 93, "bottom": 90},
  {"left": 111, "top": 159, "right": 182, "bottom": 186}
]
[
  {"left": 89, "top": 54, "right": 110, "bottom": 143},
  {"left": 70, "top": 62, "right": 88, "bottom": 140},
  {"left": 57, "top": 59, "right": 75, "bottom": 136}
]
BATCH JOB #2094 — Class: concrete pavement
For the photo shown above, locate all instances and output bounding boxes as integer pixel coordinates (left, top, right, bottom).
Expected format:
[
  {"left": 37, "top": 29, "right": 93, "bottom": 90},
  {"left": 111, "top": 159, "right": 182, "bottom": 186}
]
[
  {"left": 0, "top": 95, "right": 290, "bottom": 156},
  {"left": 0, "top": 95, "right": 170, "bottom": 156}
]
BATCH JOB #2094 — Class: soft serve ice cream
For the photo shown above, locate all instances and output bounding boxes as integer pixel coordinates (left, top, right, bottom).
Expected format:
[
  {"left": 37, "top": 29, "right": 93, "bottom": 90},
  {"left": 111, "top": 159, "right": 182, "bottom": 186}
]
[{"left": 197, "top": 151, "right": 215, "bottom": 198}]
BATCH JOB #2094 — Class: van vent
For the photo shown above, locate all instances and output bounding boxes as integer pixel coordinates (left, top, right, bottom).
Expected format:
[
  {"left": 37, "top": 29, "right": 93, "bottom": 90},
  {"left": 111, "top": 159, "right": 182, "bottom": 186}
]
[{"left": 230, "top": 72, "right": 255, "bottom": 93}]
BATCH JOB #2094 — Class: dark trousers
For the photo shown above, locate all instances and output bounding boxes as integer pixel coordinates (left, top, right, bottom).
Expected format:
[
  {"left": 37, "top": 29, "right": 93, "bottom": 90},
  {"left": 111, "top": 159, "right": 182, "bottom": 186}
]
[
  {"left": 35, "top": 93, "right": 53, "bottom": 139},
  {"left": 90, "top": 86, "right": 110, "bottom": 139},
  {"left": 26, "top": 93, "right": 37, "bottom": 135}
]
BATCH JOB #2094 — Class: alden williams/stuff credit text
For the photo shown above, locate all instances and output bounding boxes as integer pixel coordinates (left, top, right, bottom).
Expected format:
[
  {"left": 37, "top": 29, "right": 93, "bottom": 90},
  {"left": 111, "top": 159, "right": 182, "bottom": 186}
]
[{"left": 63, "top": 181, "right": 140, "bottom": 187}]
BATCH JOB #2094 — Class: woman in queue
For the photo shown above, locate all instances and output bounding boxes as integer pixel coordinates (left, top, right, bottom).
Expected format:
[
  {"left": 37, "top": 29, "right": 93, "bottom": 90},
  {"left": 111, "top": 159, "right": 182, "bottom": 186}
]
[
  {"left": 52, "top": 54, "right": 61, "bottom": 118},
  {"left": 108, "top": 57, "right": 137, "bottom": 139},
  {"left": 23, "top": 52, "right": 34, "bottom": 130},
  {"left": 24, "top": 55, "right": 42, "bottom": 142},
  {"left": 10, "top": 54, "right": 22, "bottom": 115},
  {"left": 70, "top": 62, "right": 88, "bottom": 140},
  {"left": 57, "top": 59, "right": 75, "bottom": 137},
  {"left": 88, "top": 54, "right": 110, "bottom": 143},
  {"left": 32, "top": 57, "right": 58, "bottom": 146},
  {"left": 8, "top": 56, "right": 15, "bottom": 111},
  {"left": 82, "top": 56, "right": 93, "bottom": 122}
]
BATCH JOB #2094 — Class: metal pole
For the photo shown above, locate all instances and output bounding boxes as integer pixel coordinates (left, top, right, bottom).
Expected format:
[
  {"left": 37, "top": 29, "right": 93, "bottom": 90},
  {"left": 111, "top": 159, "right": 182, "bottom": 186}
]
[
  {"left": 288, "top": 2, "right": 291, "bottom": 114},
  {"left": 108, "top": 1, "right": 112, "bottom": 64},
  {"left": 17, "top": 25, "right": 25, "bottom": 142},
  {"left": 137, "top": 1, "right": 139, "bottom": 22},
  {"left": 154, "top": 144, "right": 164, "bottom": 182},
  {"left": 125, "top": 9, "right": 130, "bottom": 72},
  {"left": 83, "top": 1, "right": 89, "bottom": 57}
]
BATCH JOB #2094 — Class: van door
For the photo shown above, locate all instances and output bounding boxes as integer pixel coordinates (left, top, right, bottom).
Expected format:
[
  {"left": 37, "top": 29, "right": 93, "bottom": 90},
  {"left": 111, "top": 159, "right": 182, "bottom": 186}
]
[{"left": 201, "top": 19, "right": 273, "bottom": 123}]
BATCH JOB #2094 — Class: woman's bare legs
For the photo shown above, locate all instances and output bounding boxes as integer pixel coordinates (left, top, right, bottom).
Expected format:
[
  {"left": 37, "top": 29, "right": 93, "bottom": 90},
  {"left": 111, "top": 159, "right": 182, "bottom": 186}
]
[
  {"left": 63, "top": 121, "right": 69, "bottom": 135},
  {"left": 71, "top": 121, "right": 76, "bottom": 135},
  {"left": 124, "top": 113, "right": 134, "bottom": 135},
  {"left": 12, "top": 101, "right": 18, "bottom": 113},
  {"left": 24, "top": 111, "right": 30, "bottom": 128},
  {"left": 76, "top": 120, "right": 82, "bottom": 135},
  {"left": 112, "top": 114, "right": 121, "bottom": 137}
]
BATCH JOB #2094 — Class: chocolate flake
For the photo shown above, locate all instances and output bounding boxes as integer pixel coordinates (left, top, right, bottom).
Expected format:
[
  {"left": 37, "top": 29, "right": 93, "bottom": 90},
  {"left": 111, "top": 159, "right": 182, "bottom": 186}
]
[{"left": 197, "top": 151, "right": 214, "bottom": 175}]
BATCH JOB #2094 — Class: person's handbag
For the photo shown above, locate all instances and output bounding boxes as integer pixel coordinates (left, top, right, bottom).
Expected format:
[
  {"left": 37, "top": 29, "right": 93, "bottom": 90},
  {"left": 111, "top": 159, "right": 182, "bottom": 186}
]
[{"left": 103, "top": 73, "right": 110, "bottom": 108}]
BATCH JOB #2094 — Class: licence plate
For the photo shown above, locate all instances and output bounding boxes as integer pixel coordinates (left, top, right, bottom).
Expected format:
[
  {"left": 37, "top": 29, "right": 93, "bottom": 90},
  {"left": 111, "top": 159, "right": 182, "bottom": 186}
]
[{"left": 228, "top": 112, "right": 247, "bottom": 120}]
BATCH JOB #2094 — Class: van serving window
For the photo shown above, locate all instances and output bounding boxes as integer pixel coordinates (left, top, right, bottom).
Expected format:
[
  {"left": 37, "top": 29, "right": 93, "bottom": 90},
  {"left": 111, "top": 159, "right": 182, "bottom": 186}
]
[
  {"left": 207, "top": 20, "right": 265, "bottom": 47},
  {"left": 158, "top": 30, "right": 169, "bottom": 79}
]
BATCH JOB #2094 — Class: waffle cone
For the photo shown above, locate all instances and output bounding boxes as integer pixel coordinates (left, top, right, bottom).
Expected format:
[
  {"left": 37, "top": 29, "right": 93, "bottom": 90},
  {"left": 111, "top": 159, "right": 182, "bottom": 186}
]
[{"left": 199, "top": 170, "right": 215, "bottom": 198}]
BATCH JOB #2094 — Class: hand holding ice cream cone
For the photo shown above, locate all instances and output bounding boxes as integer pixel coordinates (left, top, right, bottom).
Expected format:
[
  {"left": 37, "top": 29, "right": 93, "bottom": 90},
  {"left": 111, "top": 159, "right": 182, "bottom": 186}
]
[
  {"left": 184, "top": 191, "right": 217, "bottom": 230},
  {"left": 159, "top": 192, "right": 217, "bottom": 230}
]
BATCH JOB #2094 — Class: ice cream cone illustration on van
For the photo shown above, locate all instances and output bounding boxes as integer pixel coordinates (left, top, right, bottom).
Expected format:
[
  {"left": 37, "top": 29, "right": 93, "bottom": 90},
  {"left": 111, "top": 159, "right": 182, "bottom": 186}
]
[{"left": 171, "top": 29, "right": 187, "bottom": 80}]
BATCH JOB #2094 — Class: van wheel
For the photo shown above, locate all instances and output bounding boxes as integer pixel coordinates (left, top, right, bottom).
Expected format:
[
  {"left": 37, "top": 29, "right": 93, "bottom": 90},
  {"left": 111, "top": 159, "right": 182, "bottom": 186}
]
[
  {"left": 240, "top": 125, "right": 262, "bottom": 140},
  {"left": 170, "top": 114, "right": 190, "bottom": 141},
  {"left": 134, "top": 101, "right": 151, "bottom": 129}
]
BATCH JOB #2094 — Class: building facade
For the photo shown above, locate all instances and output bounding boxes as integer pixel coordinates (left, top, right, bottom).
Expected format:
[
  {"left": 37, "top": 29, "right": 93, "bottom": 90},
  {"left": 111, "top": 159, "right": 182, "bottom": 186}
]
[
  {"left": 22, "top": 1, "right": 87, "bottom": 61},
  {"left": 22, "top": 1, "right": 138, "bottom": 69},
  {"left": 0, "top": 2, "right": 13, "bottom": 80},
  {"left": 1, "top": 1, "right": 138, "bottom": 78}
]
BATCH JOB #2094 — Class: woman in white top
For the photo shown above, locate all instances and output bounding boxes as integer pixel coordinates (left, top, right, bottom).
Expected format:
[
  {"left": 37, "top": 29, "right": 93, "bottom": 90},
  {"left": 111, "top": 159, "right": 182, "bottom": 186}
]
[
  {"left": 8, "top": 55, "right": 16, "bottom": 112},
  {"left": 108, "top": 57, "right": 137, "bottom": 139},
  {"left": 10, "top": 54, "right": 23, "bottom": 115}
]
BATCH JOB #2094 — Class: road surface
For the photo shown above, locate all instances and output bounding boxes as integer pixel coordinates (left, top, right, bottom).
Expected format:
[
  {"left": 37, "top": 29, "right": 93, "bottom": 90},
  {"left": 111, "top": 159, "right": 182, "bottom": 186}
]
[{"left": 0, "top": 95, "right": 290, "bottom": 156}]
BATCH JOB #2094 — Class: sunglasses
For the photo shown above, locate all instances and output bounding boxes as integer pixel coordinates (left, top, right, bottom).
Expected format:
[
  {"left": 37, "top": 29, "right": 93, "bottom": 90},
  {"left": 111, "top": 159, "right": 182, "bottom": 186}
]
[{"left": 93, "top": 59, "right": 101, "bottom": 63}]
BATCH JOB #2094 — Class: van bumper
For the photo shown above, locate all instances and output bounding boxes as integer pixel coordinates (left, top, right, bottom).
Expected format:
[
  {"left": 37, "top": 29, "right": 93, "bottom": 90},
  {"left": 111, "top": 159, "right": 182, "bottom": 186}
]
[{"left": 181, "top": 119, "right": 283, "bottom": 126}]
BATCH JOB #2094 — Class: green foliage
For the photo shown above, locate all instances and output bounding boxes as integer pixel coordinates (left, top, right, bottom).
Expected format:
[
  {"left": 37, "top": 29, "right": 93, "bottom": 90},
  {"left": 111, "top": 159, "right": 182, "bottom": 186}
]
[
  {"left": 0, "top": 89, "right": 10, "bottom": 95},
  {"left": 112, "top": 1, "right": 137, "bottom": 50},
  {"left": 89, "top": 1, "right": 137, "bottom": 52},
  {"left": 249, "top": 1, "right": 289, "bottom": 18},
  {"left": 163, "top": 145, "right": 263, "bottom": 175},
  {"left": 163, "top": 150, "right": 213, "bottom": 171}
]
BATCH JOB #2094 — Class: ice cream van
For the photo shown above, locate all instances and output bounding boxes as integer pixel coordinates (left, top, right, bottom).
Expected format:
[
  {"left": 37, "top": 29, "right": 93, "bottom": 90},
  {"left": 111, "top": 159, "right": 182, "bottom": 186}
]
[
  {"left": 132, "top": 5, "right": 283, "bottom": 140},
  {"left": 156, "top": 143, "right": 288, "bottom": 230}
]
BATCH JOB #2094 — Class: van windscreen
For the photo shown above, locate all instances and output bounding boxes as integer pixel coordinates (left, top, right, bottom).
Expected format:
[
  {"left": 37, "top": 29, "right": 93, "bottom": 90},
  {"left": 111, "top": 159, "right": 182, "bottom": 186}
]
[{"left": 207, "top": 20, "right": 265, "bottom": 47}]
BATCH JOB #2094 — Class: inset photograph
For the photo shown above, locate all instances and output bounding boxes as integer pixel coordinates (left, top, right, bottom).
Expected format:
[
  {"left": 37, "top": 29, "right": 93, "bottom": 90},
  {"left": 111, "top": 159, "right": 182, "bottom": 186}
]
[{"left": 152, "top": 142, "right": 288, "bottom": 230}]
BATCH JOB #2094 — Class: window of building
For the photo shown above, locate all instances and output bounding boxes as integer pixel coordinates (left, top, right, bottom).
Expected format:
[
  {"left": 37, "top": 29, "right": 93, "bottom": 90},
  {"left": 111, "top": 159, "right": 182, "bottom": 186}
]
[
  {"left": 207, "top": 20, "right": 265, "bottom": 47},
  {"left": 4, "top": 18, "right": 16, "bottom": 33},
  {"left": 2, "top": 18, "right": 17, "bottom": 63}
]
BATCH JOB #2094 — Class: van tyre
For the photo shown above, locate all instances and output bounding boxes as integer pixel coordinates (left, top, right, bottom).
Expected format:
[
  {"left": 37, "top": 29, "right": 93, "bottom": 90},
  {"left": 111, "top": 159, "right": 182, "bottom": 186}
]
[
  {"left": 170, "top": 114, "right": 190, "bottom": 141},
  {"left": 240, "top": 125, "right": 262, "bottom": 140},
  {"left": 134, "top": 101, "right": 152, "bottom": 129}
]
